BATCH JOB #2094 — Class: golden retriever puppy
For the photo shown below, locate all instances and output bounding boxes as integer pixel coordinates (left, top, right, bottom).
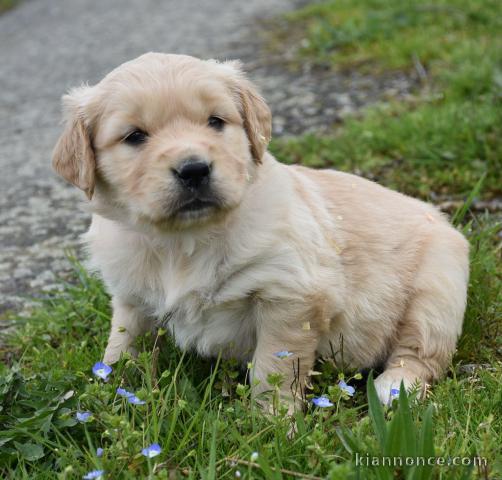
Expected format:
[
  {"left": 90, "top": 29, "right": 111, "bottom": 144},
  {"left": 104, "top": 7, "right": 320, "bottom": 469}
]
[{"left": 52, "top": 53, "right": 469, "bottom": 407}]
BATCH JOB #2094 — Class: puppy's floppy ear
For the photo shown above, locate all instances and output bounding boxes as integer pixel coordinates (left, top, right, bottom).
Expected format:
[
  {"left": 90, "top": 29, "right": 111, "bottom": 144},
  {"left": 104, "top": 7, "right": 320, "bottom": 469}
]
[
  {"left": 52, "top": 88, "right": 96, "bottom": 200},
  {"left": 226, "top": 61, "right": 272, "bottom": 164}
]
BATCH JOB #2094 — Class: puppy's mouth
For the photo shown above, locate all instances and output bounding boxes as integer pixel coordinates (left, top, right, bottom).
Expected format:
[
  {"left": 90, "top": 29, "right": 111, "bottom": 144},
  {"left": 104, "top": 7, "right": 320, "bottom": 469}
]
[
  {"left": 177, "top": 198, "right": 218, "bottom": 214},
  {"left": 170, "top": 195, "right": 223, "bottom": 222},
  {"left": 151, "top": 193, "right": 226, "bottom": 230}
]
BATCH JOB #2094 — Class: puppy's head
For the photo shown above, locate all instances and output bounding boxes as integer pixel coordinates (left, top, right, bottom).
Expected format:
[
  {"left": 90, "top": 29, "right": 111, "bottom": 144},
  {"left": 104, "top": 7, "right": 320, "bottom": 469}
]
[{"left": 52, "top": 53, "right": 271, "bottom": 230}]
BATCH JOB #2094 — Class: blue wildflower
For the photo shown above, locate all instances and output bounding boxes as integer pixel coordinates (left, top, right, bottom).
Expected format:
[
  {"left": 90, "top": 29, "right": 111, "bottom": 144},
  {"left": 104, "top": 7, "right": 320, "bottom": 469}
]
[
  {"left": 92, "top": 362, "right": 112, "bottom": 381},
  {"left": 116, "top": 387, "right": 145, "bottom": 405},
  {"left": 116, "top": 387, "right": 134, "bottom": 398},
  {"left": 127, "top": 395, "right": 146, "bottom": 405},
  {"left": 83, "top": 470, "right": 104, "bottom": 479},
  {"left": 312, "top": 396, "right": 334, "bottom": 407},
  {"left": 76, "top": 411, "right": 92, "bottom": 422},
  {"left": 141, "top": 443, "right": 162, "bottom": 458},
  {"left": 274, "top": 350, "right": 293, "bottom": 358},
  {"left": 338, "top": 380, "right": 355, "bottom": 397},
  {"left": 96, "top": 447, "right": 104, "bottom": 457}
]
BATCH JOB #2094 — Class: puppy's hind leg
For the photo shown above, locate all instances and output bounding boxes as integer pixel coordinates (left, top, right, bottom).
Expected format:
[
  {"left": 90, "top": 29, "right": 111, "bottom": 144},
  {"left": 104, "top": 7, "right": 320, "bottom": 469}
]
[
  {"left": 375, "top": 229, "right": 469, "bottom": 404},
  {"left": 103, "top": 297, "right": 152, "bottom": 364}
]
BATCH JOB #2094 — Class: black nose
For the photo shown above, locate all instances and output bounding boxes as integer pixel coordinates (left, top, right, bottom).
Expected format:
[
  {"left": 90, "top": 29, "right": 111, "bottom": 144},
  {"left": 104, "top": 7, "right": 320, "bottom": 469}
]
[{"left": 174, "top": 158, "right": 211, "bottom": 189}]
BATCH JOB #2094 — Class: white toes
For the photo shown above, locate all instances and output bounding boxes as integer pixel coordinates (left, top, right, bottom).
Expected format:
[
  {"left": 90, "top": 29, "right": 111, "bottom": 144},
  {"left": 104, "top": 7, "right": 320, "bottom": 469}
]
[
  {"left": 103, "top": 350, "right": 122, "bottom": 365},
  {"left": 103, "top": 345, "right": 137, "bottom": 365},
  {"left": 374, "top": 369, "right": 419, "bottom": 405}
]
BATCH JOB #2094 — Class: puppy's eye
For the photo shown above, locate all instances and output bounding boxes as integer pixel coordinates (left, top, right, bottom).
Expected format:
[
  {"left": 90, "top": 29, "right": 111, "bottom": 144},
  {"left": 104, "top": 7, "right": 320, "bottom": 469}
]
[
  {"left": 208, "top": 116, "right": 225, "bottom": 131},
  {"left": 123, "top": 129, "right": 148, "bottom": 146}
]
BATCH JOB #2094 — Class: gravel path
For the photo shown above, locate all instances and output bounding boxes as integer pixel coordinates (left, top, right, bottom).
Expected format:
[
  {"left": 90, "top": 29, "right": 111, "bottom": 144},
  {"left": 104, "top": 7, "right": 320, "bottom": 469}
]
[{"left": 0, "top": 0, "right": 415, "bottom": 314}]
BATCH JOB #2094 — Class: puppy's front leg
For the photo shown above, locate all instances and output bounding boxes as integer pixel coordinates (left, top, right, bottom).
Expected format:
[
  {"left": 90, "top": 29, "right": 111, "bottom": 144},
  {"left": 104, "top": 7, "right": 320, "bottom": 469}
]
[
  {"left": 103, "top": 297, "right": 152, "bottom": 364},
  {"left": 250, "top": 300, "right": 323, "bottom": 414}
]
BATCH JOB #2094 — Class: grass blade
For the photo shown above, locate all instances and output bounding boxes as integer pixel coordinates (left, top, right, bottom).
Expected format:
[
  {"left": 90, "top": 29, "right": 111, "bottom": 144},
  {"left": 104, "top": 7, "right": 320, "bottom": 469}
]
[
  {"left": 367, "top": 371, "right": 387, "bottom": 447},
  {"left": 206, "top": 418, "right": 218, "bottom": 480},
  {"left": 452, "top": 173, "right": 485, "bottom": 226},
  {"left": 335, "top": 426, "right": 360, "bottom": 455},
  {"left": 416, "top": 405, "right": 435, "bottom": 480},
  {"left": 398, "top": 381, "right": 417, "bottom": 457}
]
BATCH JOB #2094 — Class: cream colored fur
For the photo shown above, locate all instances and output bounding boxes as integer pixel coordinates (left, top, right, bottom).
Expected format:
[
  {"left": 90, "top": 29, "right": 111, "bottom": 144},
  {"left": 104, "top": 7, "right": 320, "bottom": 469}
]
[{"left": 52, "top": 53, "right": 469, "bottom": 407}]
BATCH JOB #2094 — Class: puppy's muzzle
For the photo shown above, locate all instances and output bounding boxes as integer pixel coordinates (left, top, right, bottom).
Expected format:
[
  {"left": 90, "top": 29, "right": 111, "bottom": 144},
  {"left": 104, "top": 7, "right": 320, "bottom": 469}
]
[
  {"left": 172, "top": 156, "right": 219, "bottom": 215},
  {"left": 173, "top": 156, "right": 211, "bottom": 191}
]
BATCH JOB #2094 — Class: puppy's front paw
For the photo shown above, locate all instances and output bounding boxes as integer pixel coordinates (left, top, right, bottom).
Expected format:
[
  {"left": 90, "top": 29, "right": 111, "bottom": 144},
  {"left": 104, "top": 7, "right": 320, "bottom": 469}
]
[
  {"left": 374, "top": 368, "right": 423, "bottom": 405},
  {"left": 103, "top": 345, "right": 138, "bottom": 365}
]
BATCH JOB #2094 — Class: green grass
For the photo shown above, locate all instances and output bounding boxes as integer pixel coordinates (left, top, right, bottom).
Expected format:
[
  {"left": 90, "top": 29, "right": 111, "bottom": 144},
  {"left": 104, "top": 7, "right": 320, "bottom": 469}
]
[
  {"left": 1, "top": 0, "right": 501, "bottom": 478},
  {"left": 280, "top": 0, "right": 502, "bottom": 73},
  {"left": 271, "top": 99, "right": 501, "bottom": 200},
  {"left": 270, "top": 0, "right": 502, "bottom": 201}
]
